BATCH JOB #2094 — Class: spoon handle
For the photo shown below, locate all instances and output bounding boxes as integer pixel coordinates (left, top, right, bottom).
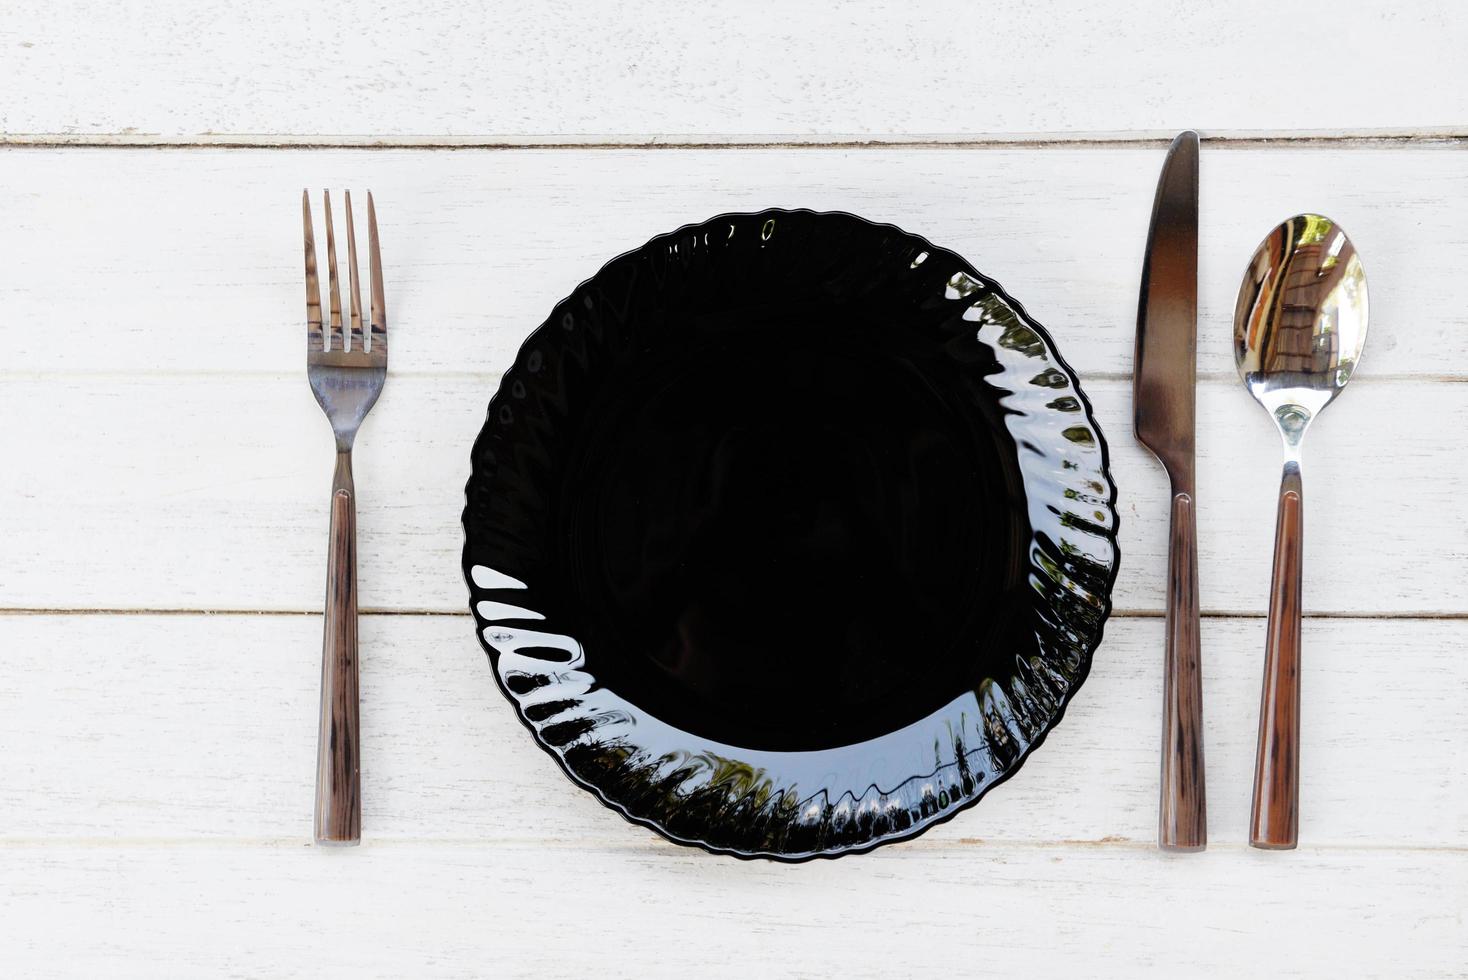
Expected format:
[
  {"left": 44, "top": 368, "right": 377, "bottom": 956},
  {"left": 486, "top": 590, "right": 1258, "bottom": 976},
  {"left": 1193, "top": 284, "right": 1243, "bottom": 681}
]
[
  {"left": 1251, "top": 461, "right": 1303, "bottom": 849},
  {"left": 1159, "top": 491, "right": 1207, "bottom": 851}
]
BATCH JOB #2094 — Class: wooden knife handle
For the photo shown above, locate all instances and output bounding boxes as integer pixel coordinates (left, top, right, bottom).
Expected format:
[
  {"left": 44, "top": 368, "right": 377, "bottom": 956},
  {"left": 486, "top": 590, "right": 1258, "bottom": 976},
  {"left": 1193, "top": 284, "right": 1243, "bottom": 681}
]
[
  {"left": 315, "top": 452, "right": 362, "bottom": 846},
  {"left": 1159, "top": 491, "right": 1207, "bottom": 851},
  {"left": 1251, "top": 462, "right": 1303, "bottom": 849}
]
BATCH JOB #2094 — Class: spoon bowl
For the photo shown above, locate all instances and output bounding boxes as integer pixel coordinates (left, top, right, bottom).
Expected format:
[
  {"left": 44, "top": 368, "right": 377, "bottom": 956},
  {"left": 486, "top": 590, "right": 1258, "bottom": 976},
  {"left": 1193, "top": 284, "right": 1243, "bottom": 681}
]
[
  {"left": 1235, "top": 214, "right": 1369, "bottom": 447},
  {"left": 1233, "top": 213, "right": 1368, "bottom": 850}
]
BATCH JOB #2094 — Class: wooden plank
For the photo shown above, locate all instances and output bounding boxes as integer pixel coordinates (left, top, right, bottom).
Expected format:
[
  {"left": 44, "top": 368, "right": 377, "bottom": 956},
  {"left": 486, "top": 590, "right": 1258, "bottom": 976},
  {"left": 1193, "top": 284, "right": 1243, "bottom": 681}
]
[
  {"left": 2, "top": 2, "right": 1467, "bottom": 141},
  {"left": 2, "top": 614, "right": 1461, "bottom": 847},
  {"left": 0, "top": 840, "right": 1461, "bottom": 978},
  {"left": 0, "top": 374, "right": 1460, "bottom": 614},
  {"left": 1, "top": 144, "right": 1463, "bottom": 380},
  {"left": 3, "top": 6, "right": 1462, "bottom": 972}
]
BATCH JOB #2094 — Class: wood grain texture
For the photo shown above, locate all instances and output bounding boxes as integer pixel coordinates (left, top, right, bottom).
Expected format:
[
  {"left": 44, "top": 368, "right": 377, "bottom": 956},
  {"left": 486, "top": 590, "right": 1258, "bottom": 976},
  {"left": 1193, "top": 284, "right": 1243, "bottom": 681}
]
[
  {"left": 1, "top": 145, "right": 1465, "bottom": 380},
  {"left": 315, "top": 474, "right": 361, "bottom": 846},
  {"left": 2, "top": 1, "right": 1467, "bottom": 141},
  {"left": 0, "top": 375, "right": 1461, "bottom": 615},
  {"left": 1, "top": 614, "right": 1462, "bottom": 848},
  {"left": 2, "top": 13, "right": 1466, "bottom": 968},
  {"left": 1252, "top": 466, "right": 1304, "bottom": 849},
  {"left": 1159, "top": 492, "right": 1205, "bottom": 851},
  {"left": 1, "top": 842, "right": 1462, "bottom": 979}
]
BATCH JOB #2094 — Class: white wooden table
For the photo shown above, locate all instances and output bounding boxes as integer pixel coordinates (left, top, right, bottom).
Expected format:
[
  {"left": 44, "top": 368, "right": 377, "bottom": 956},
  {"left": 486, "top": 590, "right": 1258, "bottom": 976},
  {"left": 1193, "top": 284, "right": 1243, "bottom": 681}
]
[{"left": 2, "top": 3, "right": 1465, "bottom": 976}]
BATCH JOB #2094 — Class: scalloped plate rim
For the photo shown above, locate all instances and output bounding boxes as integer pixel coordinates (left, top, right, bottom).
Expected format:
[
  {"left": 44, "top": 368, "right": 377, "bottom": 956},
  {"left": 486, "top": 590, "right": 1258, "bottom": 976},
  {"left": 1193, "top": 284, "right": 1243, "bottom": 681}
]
[{"left": 461, "top": 207, "right": 1122, "bottom": 862}]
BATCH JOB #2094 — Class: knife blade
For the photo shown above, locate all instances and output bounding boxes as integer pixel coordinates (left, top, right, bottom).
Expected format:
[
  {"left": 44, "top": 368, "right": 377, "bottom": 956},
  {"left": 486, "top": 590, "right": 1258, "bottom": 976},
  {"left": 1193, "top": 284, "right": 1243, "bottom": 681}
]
[
  {"left": 1136, "top": 131, "right": 1199, "bottom": 479},
  {"left": 1134, "top": 130, "right": 1207, "bottom": 852}
]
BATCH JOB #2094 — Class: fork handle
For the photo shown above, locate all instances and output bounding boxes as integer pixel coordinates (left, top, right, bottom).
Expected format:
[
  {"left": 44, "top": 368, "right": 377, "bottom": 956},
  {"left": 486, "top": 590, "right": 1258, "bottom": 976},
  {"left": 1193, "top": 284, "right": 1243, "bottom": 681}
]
[
  {"left": 1159, "top": 490, "right": 1207, "bottom": 851},
  {"left": 1251, "top": 461, "right": 1303, "bottom": 849},
  {"left": 315, "top": 450, "right": 362, "bottom": 845}
]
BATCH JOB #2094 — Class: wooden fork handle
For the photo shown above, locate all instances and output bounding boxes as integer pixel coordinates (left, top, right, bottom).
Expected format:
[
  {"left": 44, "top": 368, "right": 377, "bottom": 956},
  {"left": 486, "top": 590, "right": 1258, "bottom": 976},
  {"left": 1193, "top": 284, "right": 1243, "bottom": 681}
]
[
  {"left": 1251, "top": 462, "right": 1303, "bottom": 849},
  {"left": 315, "top": 451, "right": 361, "bottom": 845},
  {"left": 1159, "top": 490, "right": 1207, "bottom": 851}
]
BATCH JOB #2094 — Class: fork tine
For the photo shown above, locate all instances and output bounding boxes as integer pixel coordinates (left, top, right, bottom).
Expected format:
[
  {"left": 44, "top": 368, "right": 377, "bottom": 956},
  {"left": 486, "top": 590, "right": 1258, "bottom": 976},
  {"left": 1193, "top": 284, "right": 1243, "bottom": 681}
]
[
  {"left": 368, "top": 192, "right": 386, "bottom": 355},
  {"left": 323, "top": 189, "right": 344, "bottom": 350},
  {"left": 344, "top": 191, "right": 365, "bottom": 353},
  {"left": 303, "top": 190, "right": 324, "bottom": 352}
]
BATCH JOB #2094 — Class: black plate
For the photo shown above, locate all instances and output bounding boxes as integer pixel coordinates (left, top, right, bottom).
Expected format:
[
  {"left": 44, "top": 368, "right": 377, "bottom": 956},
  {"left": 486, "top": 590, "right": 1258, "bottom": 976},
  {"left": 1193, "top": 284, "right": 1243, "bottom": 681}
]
[{"left": 463, "top": 210, "right": 1119, "bottom": 860}]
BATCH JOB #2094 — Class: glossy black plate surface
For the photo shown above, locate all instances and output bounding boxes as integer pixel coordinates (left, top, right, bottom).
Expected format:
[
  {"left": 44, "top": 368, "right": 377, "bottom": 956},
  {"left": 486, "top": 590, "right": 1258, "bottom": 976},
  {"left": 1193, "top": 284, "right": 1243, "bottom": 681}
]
[{"left": 463, "top": 210, "right": 1118, "bottom": 860}]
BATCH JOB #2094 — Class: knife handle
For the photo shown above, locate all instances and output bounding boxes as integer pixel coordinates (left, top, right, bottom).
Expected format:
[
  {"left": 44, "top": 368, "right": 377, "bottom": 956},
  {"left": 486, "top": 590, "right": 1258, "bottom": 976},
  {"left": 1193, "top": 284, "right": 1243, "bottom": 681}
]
[
  {"left": 1251, "top": 462, "right": 1303, "bottom": 849},
  {"left": 1159, "top": 490, "right": 1207, "bottom": 851}
]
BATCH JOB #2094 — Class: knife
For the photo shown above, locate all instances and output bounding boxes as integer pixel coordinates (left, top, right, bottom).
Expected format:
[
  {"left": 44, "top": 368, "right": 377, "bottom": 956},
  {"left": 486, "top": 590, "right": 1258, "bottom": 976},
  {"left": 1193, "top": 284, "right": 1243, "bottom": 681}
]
[{"left": 1134, "top": 130, "right": 1207, "bottom": 852}]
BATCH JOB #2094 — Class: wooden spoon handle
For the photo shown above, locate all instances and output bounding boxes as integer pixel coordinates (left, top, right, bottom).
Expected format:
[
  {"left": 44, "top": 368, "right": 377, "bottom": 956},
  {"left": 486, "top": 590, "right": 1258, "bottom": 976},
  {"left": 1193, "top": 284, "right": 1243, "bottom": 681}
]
[
  {"left": 1251, "top": 462, "right": 1303, "bottom": 849},
  {"left": 1159, "top": 491, "right": 1207, "bottom": 851}
]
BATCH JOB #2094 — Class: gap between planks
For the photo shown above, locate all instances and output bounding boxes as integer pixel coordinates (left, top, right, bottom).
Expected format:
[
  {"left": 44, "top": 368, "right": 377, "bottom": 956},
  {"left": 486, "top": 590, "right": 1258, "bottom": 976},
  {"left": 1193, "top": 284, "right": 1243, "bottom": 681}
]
[
  {"left": 0, "top": 836, "right": 1461, "bottom": 854},
  {"left": 0, "top": 608, "right": 1463, "bottom": 620},
  {"left": 2, "top": 131, "right": 1467, "bottom": 151},
  {"left": 0, "top": 370, "right": 1464, "bottom": 385}
]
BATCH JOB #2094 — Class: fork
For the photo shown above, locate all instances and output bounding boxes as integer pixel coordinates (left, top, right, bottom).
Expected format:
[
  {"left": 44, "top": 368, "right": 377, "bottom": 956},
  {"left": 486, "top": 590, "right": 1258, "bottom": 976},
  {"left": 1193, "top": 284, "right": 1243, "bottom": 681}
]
[{"left": 302, "top": 189, "right": 387, "bottom": 846}]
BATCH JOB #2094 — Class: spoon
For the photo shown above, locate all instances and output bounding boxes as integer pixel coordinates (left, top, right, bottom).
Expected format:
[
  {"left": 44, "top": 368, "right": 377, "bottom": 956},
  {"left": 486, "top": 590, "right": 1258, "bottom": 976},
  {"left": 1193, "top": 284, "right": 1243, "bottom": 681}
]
[{"left": 1233, "top": 213, "right": 1369, "bottom": 849}]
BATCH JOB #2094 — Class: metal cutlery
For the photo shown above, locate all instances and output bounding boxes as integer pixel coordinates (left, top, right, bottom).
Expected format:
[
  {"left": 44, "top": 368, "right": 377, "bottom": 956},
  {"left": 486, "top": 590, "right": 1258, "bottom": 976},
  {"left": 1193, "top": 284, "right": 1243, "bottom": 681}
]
[
  {"left": 302, "top": 189, "right": 387, "bottom": 846},
  {"left": 1233, "top": 214, "right": 1368, "bottom": 849},
  {"left": 1134, "top": 131, "right": 1207, "bottom": 852}
]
